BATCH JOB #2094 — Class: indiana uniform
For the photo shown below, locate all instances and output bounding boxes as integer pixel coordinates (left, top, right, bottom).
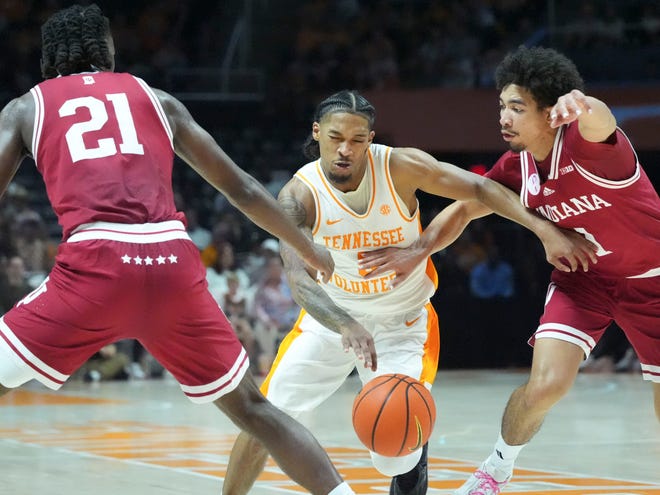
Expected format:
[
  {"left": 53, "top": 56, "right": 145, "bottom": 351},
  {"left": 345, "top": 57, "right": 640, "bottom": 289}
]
[
  {"left": 487, "top": 122, "right": 660, "bottom": 382},
  {"left": 0, "top": 72, "right": 246, "bottom": 402}
]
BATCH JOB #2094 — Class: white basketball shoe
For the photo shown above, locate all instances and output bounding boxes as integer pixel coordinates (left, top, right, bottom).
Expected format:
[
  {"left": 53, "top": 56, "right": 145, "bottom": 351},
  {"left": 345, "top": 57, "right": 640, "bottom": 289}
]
[{"left": 453, "top": 463, "right": 510, "bottom": 495}]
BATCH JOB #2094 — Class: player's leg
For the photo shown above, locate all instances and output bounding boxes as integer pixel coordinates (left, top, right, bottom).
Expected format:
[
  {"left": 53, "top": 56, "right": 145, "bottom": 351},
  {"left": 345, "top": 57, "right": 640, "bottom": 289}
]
[
  {"left": 223, "top": 431, "right": 268, "bottom": 495},
  {"left": 454, "top": 339, "right": 584, "bottom": 495},
  {"left": 360, "top": 303, "right": 438, "bottom": 495},
  {"left": 502, "top": 338, "right": 583, "bottom": 444},
  {"left": 0, "top": 267, "right": 123, "bottom": 394},
  {"left": 614, "top": 276, "right": 660, "bottom": 423},
  {"left": 224, "top": 318, "right": 355, "bottom": 495},
  {"left": 215, "top": 371, "right": 352, "bottom": 495}
]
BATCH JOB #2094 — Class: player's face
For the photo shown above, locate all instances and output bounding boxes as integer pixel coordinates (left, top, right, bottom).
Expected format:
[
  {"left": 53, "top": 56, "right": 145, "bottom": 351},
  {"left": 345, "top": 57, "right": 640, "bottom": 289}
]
[
  {"left": 499, "top": 84, "right": 555, "bottom": 160},
  {"left": 313, "top": 112, "right": 374, "bottom": 192}
]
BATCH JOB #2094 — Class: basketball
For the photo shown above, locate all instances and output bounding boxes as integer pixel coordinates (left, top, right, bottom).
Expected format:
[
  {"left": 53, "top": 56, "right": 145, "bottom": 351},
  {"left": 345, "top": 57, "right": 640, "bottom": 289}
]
[{"left": 352, "top": 373, "right": 436, "bottom": 457}]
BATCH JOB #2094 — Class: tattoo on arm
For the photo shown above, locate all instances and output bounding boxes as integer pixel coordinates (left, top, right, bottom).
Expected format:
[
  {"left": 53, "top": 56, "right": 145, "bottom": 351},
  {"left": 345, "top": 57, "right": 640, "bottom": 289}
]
[
  {"left": 278, "top": 196, "right": 356, "bottom": 333},
  {"left": 278, "top": 196, "right": 307, "bottom": 227}
]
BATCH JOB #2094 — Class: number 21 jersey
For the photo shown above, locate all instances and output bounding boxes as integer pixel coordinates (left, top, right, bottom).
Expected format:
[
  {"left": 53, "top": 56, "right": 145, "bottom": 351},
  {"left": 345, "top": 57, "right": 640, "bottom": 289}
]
[{"left": 30, "top": 71, "right": 182, "bottom": 239}]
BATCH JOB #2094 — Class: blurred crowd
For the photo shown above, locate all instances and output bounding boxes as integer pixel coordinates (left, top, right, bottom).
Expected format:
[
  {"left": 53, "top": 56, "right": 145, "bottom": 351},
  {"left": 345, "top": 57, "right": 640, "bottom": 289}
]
[{"left": 0, "top": 0, "right": 654, "bottom": 377}]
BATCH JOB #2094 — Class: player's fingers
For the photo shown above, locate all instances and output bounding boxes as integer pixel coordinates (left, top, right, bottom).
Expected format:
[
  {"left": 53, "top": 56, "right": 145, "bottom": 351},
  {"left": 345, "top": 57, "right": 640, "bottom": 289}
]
[
  {"left": 363, "top": 264, "right": 390, "bottom": 279},
  {"left": 565, "top": 255, "right": 578, "bottom": 272},
  {"left": 586, "top": 242, "right": 599, "bottom": 262},
  {"left": 366, "top": 341, "right": 377, "bottom": 371},
  {"left": 550, "top": 256, "right": 571, "bottom": 272},
  {"left": 358, "top": 252, "right": 384, "bottom": 266},
  {"left": 576, "top": 252, "right": 590, "bottom": 272}
]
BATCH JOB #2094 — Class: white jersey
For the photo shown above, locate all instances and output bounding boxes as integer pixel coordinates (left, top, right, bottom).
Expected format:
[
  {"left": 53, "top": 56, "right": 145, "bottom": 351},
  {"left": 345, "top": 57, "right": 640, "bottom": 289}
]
[{"left": 295, "top": 143, "right": 437, "bottom": 315}]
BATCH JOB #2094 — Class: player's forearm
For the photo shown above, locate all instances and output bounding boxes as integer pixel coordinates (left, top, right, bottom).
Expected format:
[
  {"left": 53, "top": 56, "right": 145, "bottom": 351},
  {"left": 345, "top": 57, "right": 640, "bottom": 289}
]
[
  {"left": 282, "top": 242, "right": 358, "bottom": 335},
  {"left": 226, "top": 176, "right": 317, "bottom": 261},
  {"left": 420, "top": 201, "right": 482, "bottom": 255},
  {"left": 577, "top": 96, "right": 617, "bottom": 142},
  {"left": 474, "top": 177, "right": 554, "bottom": 240},
  {"left": 287, "top": 269, "right": 358, "bottom": 334}
]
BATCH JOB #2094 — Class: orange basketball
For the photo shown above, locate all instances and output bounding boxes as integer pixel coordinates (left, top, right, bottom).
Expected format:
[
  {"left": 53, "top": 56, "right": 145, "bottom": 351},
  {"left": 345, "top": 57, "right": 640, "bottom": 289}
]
[{"left": 352, "top": 373, "right": 436, "bottom": 457}]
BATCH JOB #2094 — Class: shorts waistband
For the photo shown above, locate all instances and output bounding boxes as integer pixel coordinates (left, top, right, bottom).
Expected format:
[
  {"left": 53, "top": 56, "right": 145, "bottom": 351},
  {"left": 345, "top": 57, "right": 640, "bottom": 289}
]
[{"left": 67, "top": 220, "right": 191, "bottom": 244}]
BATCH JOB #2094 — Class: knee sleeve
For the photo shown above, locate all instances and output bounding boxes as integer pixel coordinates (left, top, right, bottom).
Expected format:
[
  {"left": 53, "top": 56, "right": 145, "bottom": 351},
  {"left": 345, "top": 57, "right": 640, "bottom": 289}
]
[
  {"left": 370, "top": 449, "right": 421, "bottom": 477},
  {"left": 0, "top": 343, "right": 40, "bottom": 388}
]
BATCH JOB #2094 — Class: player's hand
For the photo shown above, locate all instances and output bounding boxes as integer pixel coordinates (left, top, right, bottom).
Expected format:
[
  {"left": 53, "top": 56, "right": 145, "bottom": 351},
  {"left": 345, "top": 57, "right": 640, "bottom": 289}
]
[
  {"left": 539, "top": 226, "right": 598, "bottom": 272},
  {"left": 358, "top": 241, "right": 427, "bottom": 289},
  {"left": 341, "top": 324, "right": 377, "bottom": 371},
  {"left": 303, "top": 244, "right": 335, "bottom": 283},
  {"left": 550, "top": 89, "right": 592, "bottom": 128}
]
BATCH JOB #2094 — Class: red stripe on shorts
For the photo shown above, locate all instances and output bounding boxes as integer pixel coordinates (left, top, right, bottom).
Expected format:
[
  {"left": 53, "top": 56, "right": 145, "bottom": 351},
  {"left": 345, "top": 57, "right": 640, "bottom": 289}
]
[
  {"left": 0, "top": 330, "right": 65, "bottom": 385},
  {"left": 184, "top": 351, "right": 249, "bottom": 399}
]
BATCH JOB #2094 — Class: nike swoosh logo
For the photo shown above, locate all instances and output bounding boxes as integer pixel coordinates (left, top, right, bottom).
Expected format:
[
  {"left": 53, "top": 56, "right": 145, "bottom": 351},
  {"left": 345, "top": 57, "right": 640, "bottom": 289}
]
[
  {"left": 326, "top": 218, "right": 343, "bottom": 225},
  {"left": 405, "top": 316, "right": 421, "bottom": 327},
  {"left": 408, "top": 416, "right": 423, "bottom": 451}
]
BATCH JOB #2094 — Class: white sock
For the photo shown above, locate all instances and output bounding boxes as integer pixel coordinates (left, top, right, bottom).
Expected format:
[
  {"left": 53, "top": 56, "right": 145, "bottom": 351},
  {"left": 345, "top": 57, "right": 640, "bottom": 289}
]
[
  {"left": 328, "top": 481, "right": 355, "bottom": 495},
  {"left": 483, "top": 433, "right": 525, "bottom": 482}
]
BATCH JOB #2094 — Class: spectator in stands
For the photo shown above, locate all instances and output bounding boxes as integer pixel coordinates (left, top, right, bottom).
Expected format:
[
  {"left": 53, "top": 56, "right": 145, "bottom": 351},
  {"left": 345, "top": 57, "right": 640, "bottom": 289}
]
[
  {"left": 11, "top": 212, "right": 55, "bottom": 287},
  {"left": 251, "top": 256, "right": 299, "bottom": 374},
  {"left": 205, "top": 239, "right": 251, "bottom": 306},
  {"left": 79, "top": 343, "right": 130, "bottom": 383},
  {"left": 185, "top": 206, "right": 212, "bottom": 250},
  {"left": 0, "top": 255, "right": 32, "bottom": 312},
  {"left": 469, "top": 244, "right": 514, "bottom": 299}
]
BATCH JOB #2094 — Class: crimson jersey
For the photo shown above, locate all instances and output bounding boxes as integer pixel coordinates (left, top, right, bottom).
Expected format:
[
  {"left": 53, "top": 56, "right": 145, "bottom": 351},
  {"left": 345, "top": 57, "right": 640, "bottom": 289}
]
[
  {"left": 487, "top": 122, "right": 660, "bottom": 279},
  {"left": 30, "top": 72, "right": 184, "bottom": 239}
]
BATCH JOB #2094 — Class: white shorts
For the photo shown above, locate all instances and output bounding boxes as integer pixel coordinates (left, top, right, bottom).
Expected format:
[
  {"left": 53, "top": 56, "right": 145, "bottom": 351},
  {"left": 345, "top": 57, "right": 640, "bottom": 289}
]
[{"left": 259, "top": 302, "right": 439, "bottom": 475}]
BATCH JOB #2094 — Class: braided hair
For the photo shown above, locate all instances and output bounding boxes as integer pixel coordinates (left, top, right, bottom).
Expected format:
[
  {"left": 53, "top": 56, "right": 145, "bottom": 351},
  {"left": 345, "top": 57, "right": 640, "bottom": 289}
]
[
  {"left": 495, "top": 45, "right": 585, "bottom": 109},
  {"left": 40, "top": 4, "right": 113, "bottom": 79},
  {"left": 302, "top": 90, "right": 376, "bottom": 160}
]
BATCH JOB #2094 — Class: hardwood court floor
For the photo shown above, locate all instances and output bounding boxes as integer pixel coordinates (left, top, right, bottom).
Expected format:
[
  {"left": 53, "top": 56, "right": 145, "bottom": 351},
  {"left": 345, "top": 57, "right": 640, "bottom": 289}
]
[{"left": 1, "top": 370, "right": 658, "bottom": 495}]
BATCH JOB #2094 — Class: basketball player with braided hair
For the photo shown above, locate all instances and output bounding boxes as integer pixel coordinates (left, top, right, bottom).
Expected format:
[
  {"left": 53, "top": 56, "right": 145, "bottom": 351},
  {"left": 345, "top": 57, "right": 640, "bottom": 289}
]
[
  {"left": 359, "top": 46, "right": 660, "bottom": 495},
  {"left": 0, "top": 5, "right": 371, "bottom": 495},
  {"left": 223, "top": 90, "right": 597, "bottom": 495}
]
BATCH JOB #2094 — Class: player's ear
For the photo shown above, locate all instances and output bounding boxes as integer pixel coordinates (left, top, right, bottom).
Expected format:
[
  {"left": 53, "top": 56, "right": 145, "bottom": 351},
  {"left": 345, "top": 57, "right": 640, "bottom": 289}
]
[
  {"left": 312, "top": 122, "right": 320, "bottom": 141},
  {"left": 544, "top": 108, "right": 554, "bottom": 123}
]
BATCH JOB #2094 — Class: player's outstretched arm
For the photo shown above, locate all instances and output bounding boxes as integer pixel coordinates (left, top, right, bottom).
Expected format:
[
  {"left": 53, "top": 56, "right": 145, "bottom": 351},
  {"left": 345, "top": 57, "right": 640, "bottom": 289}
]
[
  {"left": 278, "top": 178, "right": 377, "bottom": 371},
  {"left": 361, "top": 147, "right": 597, "bottom": 282},
  {"left": 360, "top": 199, "right": 487, "bottom": 287},
  {"left": 549, "top": 89, "right": 617, "bottom": 142},
  {"left": 154, "top": 89, "right": 333, "bottom": 282}
]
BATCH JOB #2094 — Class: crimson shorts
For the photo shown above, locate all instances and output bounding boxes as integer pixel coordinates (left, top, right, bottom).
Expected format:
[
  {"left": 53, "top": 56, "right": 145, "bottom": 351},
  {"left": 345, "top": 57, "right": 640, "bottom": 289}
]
[
  {"left": 0, "top": 221, "right": 248, "bottom": 403},
  {"left": 530, "top": 269, "right": 660, "bottom": 383}
]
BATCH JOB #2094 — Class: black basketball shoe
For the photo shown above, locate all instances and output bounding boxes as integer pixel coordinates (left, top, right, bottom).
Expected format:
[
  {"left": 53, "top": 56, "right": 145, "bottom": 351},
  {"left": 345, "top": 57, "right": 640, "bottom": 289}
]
[{"left": 389, "top": 443, "right": 428, "bottom": 495}]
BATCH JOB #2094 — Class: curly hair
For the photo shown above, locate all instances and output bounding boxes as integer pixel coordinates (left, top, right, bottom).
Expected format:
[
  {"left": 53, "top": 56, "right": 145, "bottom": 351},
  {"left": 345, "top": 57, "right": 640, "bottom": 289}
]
[
  {"left": 302, "top": 90, "right": 376, "bottom": 160},
  {"left": 495, "top": 46, "right": 585, "bottom": 109},
  {"left": 40, "top": 4, "right": 112, "bottom": 79}
]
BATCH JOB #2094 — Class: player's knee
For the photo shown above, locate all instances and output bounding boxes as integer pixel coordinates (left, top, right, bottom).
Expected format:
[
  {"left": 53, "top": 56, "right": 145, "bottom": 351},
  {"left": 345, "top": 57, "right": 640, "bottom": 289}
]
[
  {"left": 370, "top": 450, "right": 421, "bottom": 477},
  {"left": 0, "top": 361, "right": 34, "bottom": 390},
  {"left": 523, "top": 373, "right": 573, "bottom": 409}
]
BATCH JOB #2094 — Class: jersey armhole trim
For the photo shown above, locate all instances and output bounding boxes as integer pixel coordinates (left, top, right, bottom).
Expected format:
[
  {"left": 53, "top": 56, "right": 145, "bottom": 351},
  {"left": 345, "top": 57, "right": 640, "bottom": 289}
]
[
  {"left": 132, "top": 76, "right": 174, "bottom": 149},
  {"left": 29, "top": 86, "right": 45, "bottom": 167},
  {"left": 294, "top": 171, "right": 322, "bottom": 236}
]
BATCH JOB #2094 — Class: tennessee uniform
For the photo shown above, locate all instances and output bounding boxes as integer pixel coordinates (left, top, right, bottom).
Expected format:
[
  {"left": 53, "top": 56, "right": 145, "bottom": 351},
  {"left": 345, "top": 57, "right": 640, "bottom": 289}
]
[
  {"left": 0, "top": 72, "right": 247, "bottom": 402},
  {"left": 261, "top": 143, "right": 440, "bottom": 474},
  {"left": 487, "top": 122, "right": 660, "bottom": 381}
]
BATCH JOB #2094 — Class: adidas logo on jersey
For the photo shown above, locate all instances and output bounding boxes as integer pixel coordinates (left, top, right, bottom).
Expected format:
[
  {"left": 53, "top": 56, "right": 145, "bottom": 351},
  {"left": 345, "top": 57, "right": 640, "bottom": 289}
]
[{"left": 543, "top": 187, "right": 555, "bottom": 196}]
